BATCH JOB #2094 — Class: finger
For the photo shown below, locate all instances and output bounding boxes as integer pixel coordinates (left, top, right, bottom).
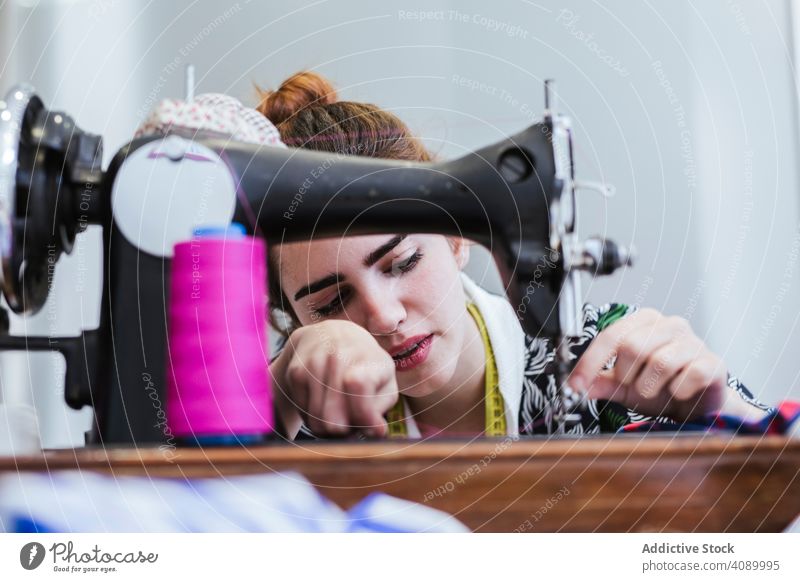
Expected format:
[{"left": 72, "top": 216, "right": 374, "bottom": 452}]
[
  {"left": 666, "top": 355, "right": 727, "bottom": 420},
  {"left": 570, "top": 308, "right": 660, "bottom": 392},
  {"left": 317, "top": 385, "right": 351, "bottom": 436},
  {"left": 590, "top": 341, "right": 699, "bottom": 415},
  {"left": 304, "top": 371, "right": 329, "bottom": 435},
  {"left": 609, "top": 323, "right": 676, "bottom": 389},
  {"left": 373, "top": 372, "right": 400, "bottom": 411},
  {"left": 317, "top": 354, "right": 351, "bottom": 435},
  {"left": 364, "top": 373, "right": 399, "bottom": 439},
  {"left": 356, "top": 419, "right": 389, "bottom": 439},
  {"left": 585, "top": 370, "right": 628, "bottom": 402},
  {"left": 634, "top": 339, "right": 704, "bottom": 401},
  {"left": 369, "top": 418, "right": 389, "bottom": 439},
  {"left": 285, "top": 363, "right": 310, "bottom": 412},
  {"left": 343, "top": 366, "right": 388, "bottom": 435}
]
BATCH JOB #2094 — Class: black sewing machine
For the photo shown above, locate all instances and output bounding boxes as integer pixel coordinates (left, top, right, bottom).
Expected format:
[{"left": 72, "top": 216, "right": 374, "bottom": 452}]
[{"left": 0, "top": 81, "right": 632, "bottom": 445}]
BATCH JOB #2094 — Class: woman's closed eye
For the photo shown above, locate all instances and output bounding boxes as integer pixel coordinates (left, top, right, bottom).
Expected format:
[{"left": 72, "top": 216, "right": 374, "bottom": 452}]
[
  {"left": 310, "top": 250, "right": 424, "bottom": 318},
  {"left": 386, "top": 250, "right": 424, "bottom": 275},
  {"left": 312, "top": 287, "right": 351, "bottom": 317}
]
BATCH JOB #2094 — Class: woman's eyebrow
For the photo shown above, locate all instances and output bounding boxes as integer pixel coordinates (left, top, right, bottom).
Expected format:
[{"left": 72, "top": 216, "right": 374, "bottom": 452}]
[
  {"left": 294, "top": 273, "right": 344, "bottom": 301},
  {"left": 293, "top": 235, "right": 405, "bottom": 301},
  {"left": 363, "top": 235, "right": 406, "bottom": 267}
]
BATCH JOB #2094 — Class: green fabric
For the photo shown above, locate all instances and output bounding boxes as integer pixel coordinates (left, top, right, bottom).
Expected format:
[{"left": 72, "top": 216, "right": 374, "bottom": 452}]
[{"left": 595, "top": 303, "right": 629, "bottom": 332}]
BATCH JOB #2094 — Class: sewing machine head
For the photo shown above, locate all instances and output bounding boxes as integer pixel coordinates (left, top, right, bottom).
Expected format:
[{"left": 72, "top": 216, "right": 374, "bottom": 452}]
[{"left": 0, "top": 80, "right": 632, "bottom": 443}]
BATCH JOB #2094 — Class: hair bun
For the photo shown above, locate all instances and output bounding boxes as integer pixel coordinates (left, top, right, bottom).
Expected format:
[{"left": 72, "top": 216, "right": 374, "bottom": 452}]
[{"left": 257, "top": 71, "right": 338, "bottom": 126}]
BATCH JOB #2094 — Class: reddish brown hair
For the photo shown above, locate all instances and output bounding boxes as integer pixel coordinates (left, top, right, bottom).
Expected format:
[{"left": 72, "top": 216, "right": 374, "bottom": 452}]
[{"left": 257, "top": 71, "right": 432, "bottom": 335}]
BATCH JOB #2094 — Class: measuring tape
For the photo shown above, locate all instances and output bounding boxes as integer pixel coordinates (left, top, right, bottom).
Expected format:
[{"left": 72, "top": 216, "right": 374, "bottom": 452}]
[{"left": 387, "top": 302, "right": 506, "bottom": 437}]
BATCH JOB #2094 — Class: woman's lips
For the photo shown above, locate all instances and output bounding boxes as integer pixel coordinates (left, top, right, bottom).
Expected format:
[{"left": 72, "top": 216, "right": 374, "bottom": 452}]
[{"left": 390, "top": 334, "right": 434, "bottom": 372}]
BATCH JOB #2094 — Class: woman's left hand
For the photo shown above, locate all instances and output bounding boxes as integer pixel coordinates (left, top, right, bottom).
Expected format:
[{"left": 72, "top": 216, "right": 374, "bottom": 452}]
[{"left": 568, "top": 308, "right": 766, "bottom": 422}]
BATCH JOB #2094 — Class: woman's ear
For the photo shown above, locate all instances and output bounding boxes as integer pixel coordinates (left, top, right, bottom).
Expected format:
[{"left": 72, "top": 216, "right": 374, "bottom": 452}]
[{"left": 448, "top": 237, "right": 471, "bottom": 270}]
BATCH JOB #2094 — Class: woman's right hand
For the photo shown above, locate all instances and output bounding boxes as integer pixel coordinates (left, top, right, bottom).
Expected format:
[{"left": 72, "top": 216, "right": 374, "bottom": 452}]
[{"left": 269, "top": 320, "right": 399, "bottom": 440}]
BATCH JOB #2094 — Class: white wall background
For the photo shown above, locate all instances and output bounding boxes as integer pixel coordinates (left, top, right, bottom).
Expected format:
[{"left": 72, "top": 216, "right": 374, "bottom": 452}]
[{"left": 0, "top": 0, "right": 798, "bottom": 447}]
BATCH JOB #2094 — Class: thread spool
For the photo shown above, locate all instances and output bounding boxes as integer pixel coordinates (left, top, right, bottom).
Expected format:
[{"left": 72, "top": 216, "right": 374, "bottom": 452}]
[{"left": 166, "top": 224, "right": 273, "bottom": 445}]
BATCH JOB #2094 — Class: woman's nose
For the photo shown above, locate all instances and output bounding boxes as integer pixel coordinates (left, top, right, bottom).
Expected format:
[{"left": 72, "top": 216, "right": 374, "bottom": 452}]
[{"left": 360, "top": 288, "right": 406, "bottom": 336}]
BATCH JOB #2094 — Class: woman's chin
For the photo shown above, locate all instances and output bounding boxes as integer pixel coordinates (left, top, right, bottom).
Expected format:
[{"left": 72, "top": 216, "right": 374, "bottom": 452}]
[
  {"left": 397, "top": 368, "right": 453, "bottom": 398},
  {"left": 394, "top": 341, "right": 459, "bottom": 398},
  {"left": 399, "top": 383, "right": 438, "bottom": 398}
]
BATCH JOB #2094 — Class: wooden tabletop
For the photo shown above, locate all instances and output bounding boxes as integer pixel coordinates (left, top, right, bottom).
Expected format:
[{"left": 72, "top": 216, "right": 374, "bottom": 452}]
[{"left": 2, "top": 433, "right": 799, "bottom": 532}]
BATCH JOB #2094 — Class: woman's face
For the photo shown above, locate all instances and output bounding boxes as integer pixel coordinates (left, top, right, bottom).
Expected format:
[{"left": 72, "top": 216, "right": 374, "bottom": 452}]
[{"left": 276, "top": 234, "right": 471, "bottom": 397}]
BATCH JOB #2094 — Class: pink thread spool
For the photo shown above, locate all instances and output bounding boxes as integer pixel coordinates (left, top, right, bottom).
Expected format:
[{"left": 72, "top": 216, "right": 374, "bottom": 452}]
[{"left": 166, "top": 224, "right": 273, "bottom": 444}]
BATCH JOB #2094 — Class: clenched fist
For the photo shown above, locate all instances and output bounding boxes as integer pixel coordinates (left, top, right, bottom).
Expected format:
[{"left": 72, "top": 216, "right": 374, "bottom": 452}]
[{"left": 270, "top": 320, "right": 399, "bottom": 439}]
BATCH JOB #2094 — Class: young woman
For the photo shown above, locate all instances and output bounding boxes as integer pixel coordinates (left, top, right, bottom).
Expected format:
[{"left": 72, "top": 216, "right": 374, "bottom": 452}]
[{"left": 259, "top": 72, "right": 771, "bottom": 440}]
